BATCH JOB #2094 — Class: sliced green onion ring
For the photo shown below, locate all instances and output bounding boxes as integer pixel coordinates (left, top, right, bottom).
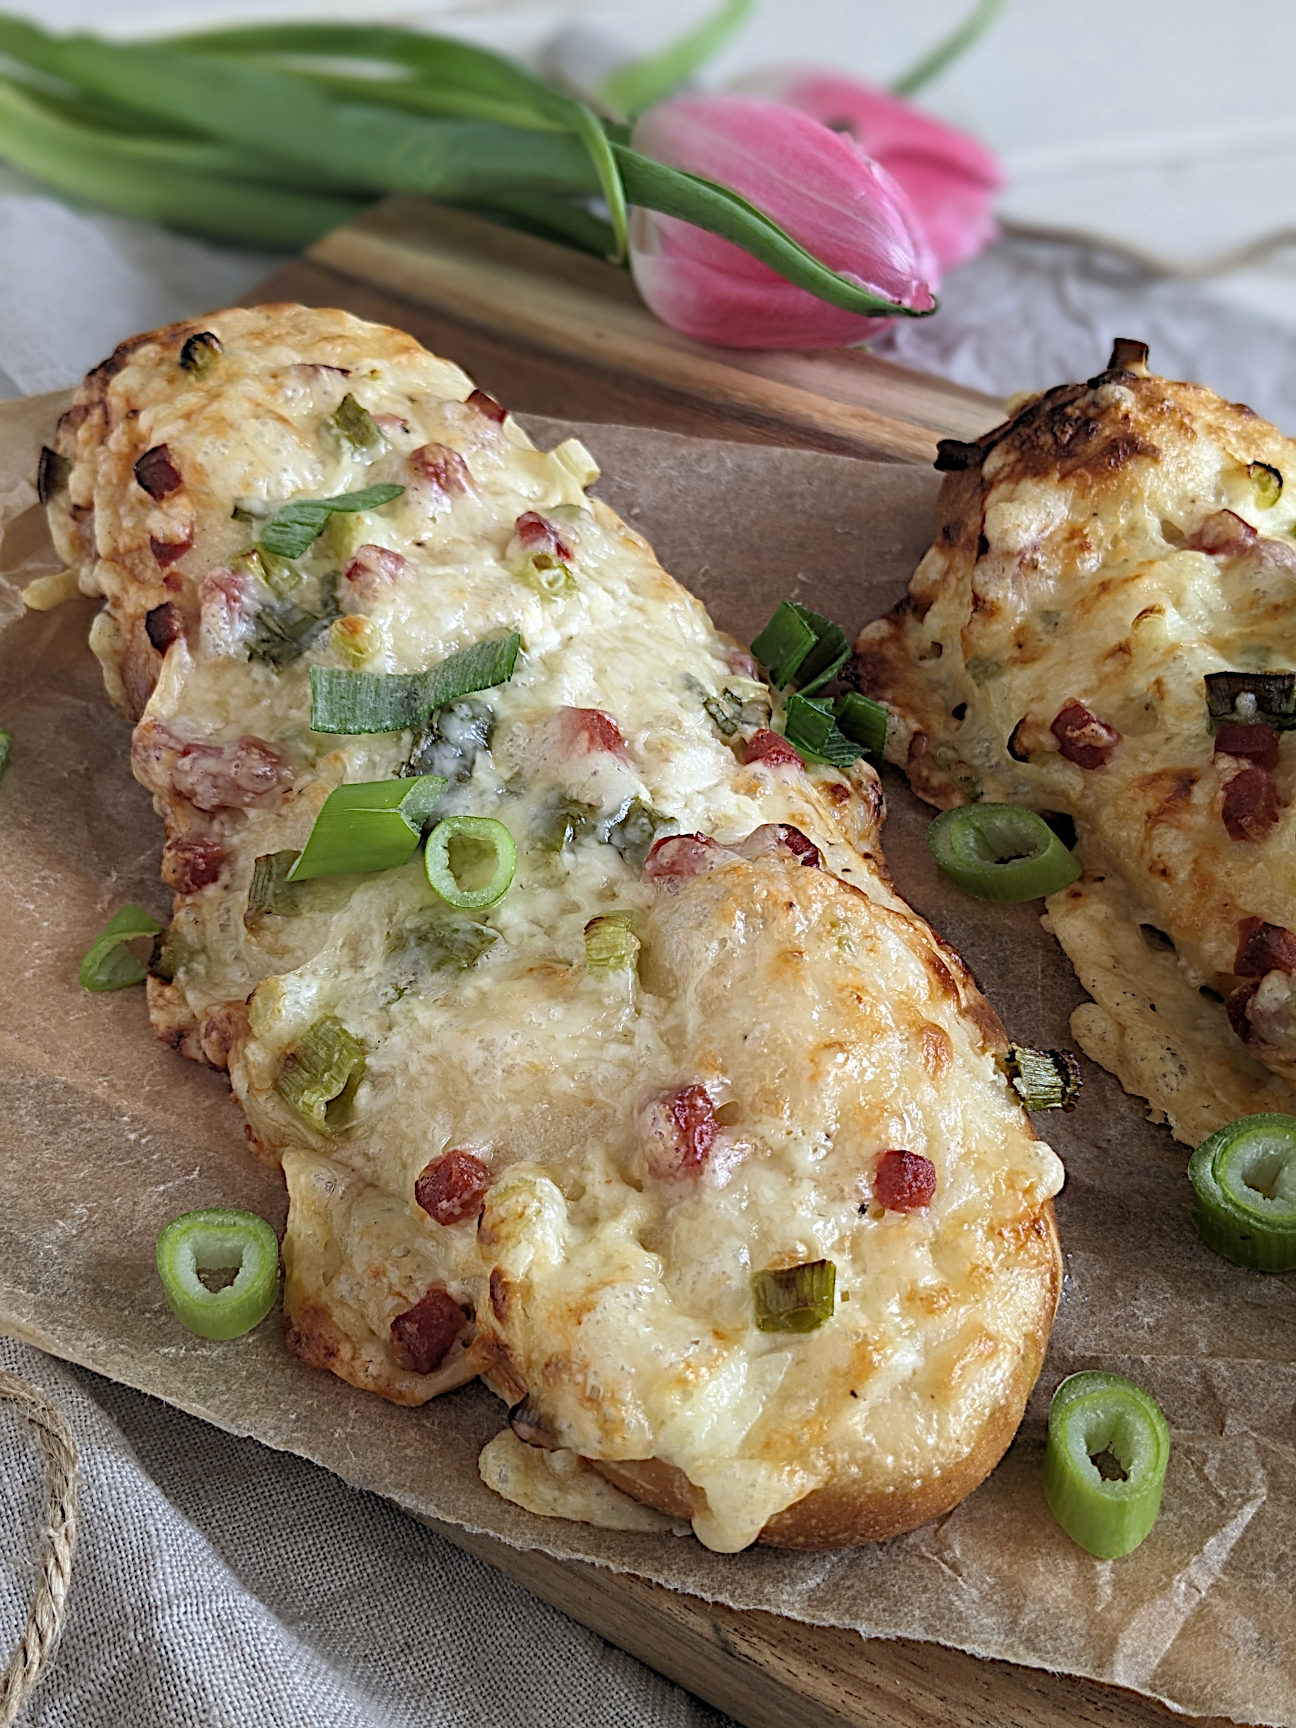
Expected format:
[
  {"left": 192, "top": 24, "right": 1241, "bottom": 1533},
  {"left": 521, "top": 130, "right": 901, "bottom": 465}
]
[
  {"left": 276, "top": 1015, "right": 366, "bottom": 1130},
  {"left": 751, "top": 601, "right": 816, "bottom": 688},
  {"left": 1188, "top": 1112, "right": 1296, "bottom": 1271},
  {"left": 289, "top": 774, "right": 447, "bottom": 881},
  {"left": 424, "top": 815, "right": 517, "bottom": 909},
  {"left": 584, "top": 911, "right": 639, "bottom": 973},
  {"left": 1204, "top": 670, "right": 1296, "bottom": 732},
  {"left": 80, "top": 903, "right": 163, "bottom": 991},
  {"left": 752, "top": 1259, "right": 836, "bottom": 1334},
  {"left": 310, "top": 631, "right": 520, "bottom": 734},
  {"left": 1043, "top": 1371, "right": 1171, "bottom": 1559},
  {"left": 927, "top": 803, "right": 1081, "bottom": 902},
  {"left": 155, "top": 1207, "right": 280, "bottom": 1341},
  {"left": 1005, "top": 1044, "right": 1082, "bottom": 1112}
]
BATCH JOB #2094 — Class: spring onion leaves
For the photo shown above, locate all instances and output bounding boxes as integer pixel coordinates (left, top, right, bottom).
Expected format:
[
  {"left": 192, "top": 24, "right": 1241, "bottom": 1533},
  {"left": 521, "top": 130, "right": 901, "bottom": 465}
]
[{"left": 310, "top": 631, "right": 520, "bottom": 735}]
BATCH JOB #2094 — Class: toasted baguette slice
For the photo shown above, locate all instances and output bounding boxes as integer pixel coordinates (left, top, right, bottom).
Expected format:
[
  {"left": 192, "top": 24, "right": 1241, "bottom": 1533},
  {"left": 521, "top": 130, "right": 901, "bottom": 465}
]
[
  {"left": 48, "top": 304, "right": 1063, "bottom": 1551},
  {"left": 856, "top": 343, "right": 1296, "bottom": 1142}
]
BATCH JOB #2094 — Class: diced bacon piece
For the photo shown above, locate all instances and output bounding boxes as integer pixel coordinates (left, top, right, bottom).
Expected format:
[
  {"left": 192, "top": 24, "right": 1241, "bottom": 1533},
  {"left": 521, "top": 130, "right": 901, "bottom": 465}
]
[
  {"left": 414, "top": 1150, "right": 493, "bottom": 1226},
  {"left": 343, "top": 542, "right": 411, "bottom": 597},
  {"left": 1186, "top": 510, "right": 1258, "bottom": 556},
  {"left": 736, "top": 823, "right": 823, "bottom": 867},
  {"left": 161, "top": 834, "right": 225, "bottom": 894},
  {"left": 874, "top": 1149, "right": 936, "bottom": 1212},
  {"left": 466, "top": 388, "right": 507, "bottom": 424},
  {"left": 741, "top": 729, "right": 803, "bottom": 769},
  {"left": 1234, "top": 917, "right": 1296, "bottom": 977},
  {"left": 409, "top": 443, "right": 471, "bottom": 494},
  {"left": 643, "top": 833, "right": 724, "bottom": 882},
  {"left": 1050, "top": 700, "right": 1121, "bottom": 769},
  {"left": 1215, "top": 722, "right": 1280, "bottom": 771},
  {"left": 372, "top": 412, "right": 409, "bottom": 437},
  {"left": 389, "top": 1287, "right": 467, "bottom": 1375},
  {"left": 144, "top": 602, "right": 185, "bottom": 653},
  {"left": 134, "top": 723, "right": 293, "bottom": 812},
  {"left": 726, "top": 647, "right": 760, "bottom": 677},
  {"left": 198, "top": 566, "right": 257, "bottom": 657},
  {"left": 150, "top": 524, "right": 194, "bottom": 567},
  {"left": 198, "top": 1000, "right": 249, "bottom": 1072},
  {"left": 554, "top": 707, "right": 627, "bottom": 758},
  {"left": 513, "top": 511, "right": 572, "bottom": 563},
  {"left": 1222, "top": 766, "right": 1280, "bottom": 842},
  {"left": 1227, "top": 980, "right": 1260, "bottom": 1042},
  {"left": 133, "top": 444, "right": 182, "bottom": 499},
  {"left": 638, "top": 1085, "right": 718, "bottom": 1179}
]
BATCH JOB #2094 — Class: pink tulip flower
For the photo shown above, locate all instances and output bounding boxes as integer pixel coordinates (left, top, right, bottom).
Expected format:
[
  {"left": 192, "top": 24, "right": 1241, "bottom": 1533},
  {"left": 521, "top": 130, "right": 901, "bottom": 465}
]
[
  {"left": 628, "top": 94, "right": 938, "bottom": 349},
  {"left": 752, "top": 70, "right": 1003, "bottom": 275}
]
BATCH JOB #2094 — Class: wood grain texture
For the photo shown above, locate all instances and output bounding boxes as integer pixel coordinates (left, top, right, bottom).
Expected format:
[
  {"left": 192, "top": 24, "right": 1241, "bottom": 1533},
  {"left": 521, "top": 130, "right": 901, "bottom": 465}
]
[
  {"left": 421, "top": 1518, "right": 1236, "bottom": 1728},
  {"left": 242, "top": 223, "right": 1214, "bottom": 1728},
  {"left": 254, "top": 197, "right": 1001, "bottom": 464}
]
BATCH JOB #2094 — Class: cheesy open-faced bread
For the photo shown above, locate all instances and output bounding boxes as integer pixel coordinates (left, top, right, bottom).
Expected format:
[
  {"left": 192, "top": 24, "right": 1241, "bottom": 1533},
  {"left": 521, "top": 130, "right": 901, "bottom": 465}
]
[
  {"left": 46, "top": 304, "right": 1063, "bottom": 1551},
  {"left": 855, "top": 341, "right": 1296, "bottom": 1145}
]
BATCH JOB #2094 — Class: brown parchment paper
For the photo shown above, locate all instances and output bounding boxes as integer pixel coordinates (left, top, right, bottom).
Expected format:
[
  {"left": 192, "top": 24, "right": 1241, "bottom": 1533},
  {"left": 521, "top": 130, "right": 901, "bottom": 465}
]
[{"left": 1, "top": 386, "right": 1293, "bottom": 1728}]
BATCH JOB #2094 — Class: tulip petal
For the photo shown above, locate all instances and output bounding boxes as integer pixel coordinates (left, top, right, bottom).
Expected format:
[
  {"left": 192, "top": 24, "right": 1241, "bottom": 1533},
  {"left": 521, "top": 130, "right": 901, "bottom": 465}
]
[
  {"left": 754, "top": 70, "right": 1002, "bottom": 273},
  {"left": 629, "top": 95, "right": 936, "bottom": 349}
]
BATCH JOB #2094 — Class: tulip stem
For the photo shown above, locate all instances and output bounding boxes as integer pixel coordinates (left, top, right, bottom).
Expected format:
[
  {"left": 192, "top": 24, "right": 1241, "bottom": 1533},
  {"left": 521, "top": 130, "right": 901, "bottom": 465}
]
[
  {"left": 890, "top": 0, "right": 1006, "bottom": 97},
  {"left": 598, "top": 0, "right": 754, "bottom": 121}
]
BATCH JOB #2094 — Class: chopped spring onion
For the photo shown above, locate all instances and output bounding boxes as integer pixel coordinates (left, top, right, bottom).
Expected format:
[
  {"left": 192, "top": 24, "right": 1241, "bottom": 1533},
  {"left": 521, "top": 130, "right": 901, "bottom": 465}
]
[
  {"left": 1005, "top": 1044, "right": 1083, "bottom": 1112},
  {"left": 584, "top": 912, "right": 639, "bottom": 973},
  {"left": 783, "top": 693, "right": 861, "bottom": 769},
  {"left": 395, "top": 912, "right": 498, "bottom": 974},
  {"left": 1043, "top": 1371, "right": 1171, "bottom": 1559},
  {"left": 600, "top": 796, "right": 669, "bottom": 868},
  {"left": 155, "top": 1207, "right": 280, "bottom": 1340},
  {"left": 327, "top": 392, "right": 383, "bottom": 454},
  {"left": 80, "top": 903, "right": 163, "bottom": 991},
  {"left": 750, "top": 602, "right": 816, "bottom": 688},
  {"left": 244, "top": 850, "right": 308, "bottom": 924},
  {"left": 310, "top": 631, "right": 520, "bottom": 734},
  {"left": 751, "top": 599, "right": 850, "bottom": 693},
  {"left": 538, "top": 796, "right": 597, "bottom": 852},
  {"left": 424, "top": 815, "right": 517, "bottom": 909},
  {"left": 275, "top": 1015, "right": 366, "bottom": 1130},
  {"left": 835, "top": 692, "right": 889, "bottom": 759},
  {"left": 179, "top": 330, "right": 221, "bottom": 375},
  {"left": 250, "top": 584, "right": 340, "bottom": 667},
  {"left": 1204, "top": 670, "right": 1296, "bottom": 732},
  {"left": 258, "top": 483, "right": 404, "bottom": 560},
  {"left": 703, "top": 694, "right": 738, "bottom": 736},
  {"left": 752, "top": 1259, "right": 837, "bottom": 1334},
  {"left": 1248, "top": 462, "right": 1283, "bottom": 508},
  {"left": 288, "top": 774, "right": 447, "bottom": 882},
  {"left": 0, "top": 729, "right": 10, "bottom": 780},
  {"left": 927, "top": 803, "right": 1081, "bottom": 902},
  {"left": 1188, "top": 1113, "right": 1296, "bottom": 1271}
]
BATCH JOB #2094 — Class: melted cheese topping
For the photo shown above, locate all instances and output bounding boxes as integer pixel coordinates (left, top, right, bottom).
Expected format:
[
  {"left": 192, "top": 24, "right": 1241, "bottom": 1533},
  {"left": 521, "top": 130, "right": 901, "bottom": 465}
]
[{"left": 49, "top": 306, "right": 1064, "bottom": 1551}]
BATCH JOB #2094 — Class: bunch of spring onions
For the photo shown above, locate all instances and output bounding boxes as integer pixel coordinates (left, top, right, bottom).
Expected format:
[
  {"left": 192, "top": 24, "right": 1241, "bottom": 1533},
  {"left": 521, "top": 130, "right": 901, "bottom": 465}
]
[{"left": 0, "top": 3, "right": 931, "bottom": 329}]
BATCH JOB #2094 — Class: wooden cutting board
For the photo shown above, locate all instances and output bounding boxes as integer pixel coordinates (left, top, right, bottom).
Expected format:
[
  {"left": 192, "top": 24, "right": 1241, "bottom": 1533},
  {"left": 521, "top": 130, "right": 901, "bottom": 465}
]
[{"left": 251, "top": 200, "right": 1224, "bottom": 1728}]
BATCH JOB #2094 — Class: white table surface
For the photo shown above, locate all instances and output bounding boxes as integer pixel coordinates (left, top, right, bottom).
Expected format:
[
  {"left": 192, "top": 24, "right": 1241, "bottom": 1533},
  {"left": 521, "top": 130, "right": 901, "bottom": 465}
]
[{"left": 3, "top": 6, "right": 1295, "bottom": 1726}]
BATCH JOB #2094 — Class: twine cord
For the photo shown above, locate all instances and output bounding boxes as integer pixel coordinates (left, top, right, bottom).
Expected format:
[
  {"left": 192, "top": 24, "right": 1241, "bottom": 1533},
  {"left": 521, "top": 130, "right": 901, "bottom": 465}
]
[{"left": 0, "top": 1370, "right": 78, "bottom": 1728}]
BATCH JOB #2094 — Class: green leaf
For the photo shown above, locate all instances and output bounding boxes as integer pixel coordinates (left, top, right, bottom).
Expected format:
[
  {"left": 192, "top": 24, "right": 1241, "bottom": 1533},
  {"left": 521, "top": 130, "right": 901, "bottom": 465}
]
[
  {"left": 891, "top": 0, "right": 1006, "bottom": 97},
  {"left": 259, "top": 485, "right": 404, "bottom": 560},
  {"left": 573, "top": 104, "right": 628, "bottom": 261},
  {"left": 599, "top": 0, "right": 754, "bottom": 119}
]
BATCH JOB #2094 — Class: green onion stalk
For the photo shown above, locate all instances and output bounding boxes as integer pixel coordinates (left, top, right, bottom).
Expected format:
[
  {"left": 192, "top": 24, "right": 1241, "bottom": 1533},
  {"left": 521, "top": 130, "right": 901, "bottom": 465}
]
[{"left": 0, "top": 5, "right": 940, "bottom": 324}]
